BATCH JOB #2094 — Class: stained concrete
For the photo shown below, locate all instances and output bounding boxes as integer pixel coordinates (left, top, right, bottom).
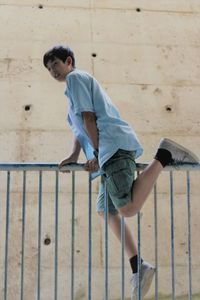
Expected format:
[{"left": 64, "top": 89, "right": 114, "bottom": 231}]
[{"left": 0, "top": 1, "right": 200, "bottom": 299}]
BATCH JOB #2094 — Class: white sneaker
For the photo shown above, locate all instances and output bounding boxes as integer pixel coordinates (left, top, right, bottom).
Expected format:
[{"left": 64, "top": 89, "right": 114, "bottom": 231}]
[
  {"left": 130, "top": 261, "right": 155, "bottom": 300},
  {"left": 158, "top": 138, "right": 199, "bottom": 164}
]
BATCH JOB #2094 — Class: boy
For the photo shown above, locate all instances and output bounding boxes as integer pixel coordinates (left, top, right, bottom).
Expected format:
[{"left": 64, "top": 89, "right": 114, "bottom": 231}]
[{"left": 43, "top": 45, "right": 199, "bottom": 299}]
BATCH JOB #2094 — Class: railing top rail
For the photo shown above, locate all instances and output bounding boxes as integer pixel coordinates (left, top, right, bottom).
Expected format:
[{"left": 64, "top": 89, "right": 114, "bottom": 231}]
[
  {"left": 0, "top": 162, "right": 200, "bottom": 171},
  {"left": 0, "top": 163, "right": 85, "bottom": 171}
]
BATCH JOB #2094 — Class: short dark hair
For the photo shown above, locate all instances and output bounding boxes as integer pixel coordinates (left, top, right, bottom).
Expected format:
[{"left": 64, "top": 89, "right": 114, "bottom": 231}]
[{"left": 43, "top": 45, "right": 75, "bottom": 68}]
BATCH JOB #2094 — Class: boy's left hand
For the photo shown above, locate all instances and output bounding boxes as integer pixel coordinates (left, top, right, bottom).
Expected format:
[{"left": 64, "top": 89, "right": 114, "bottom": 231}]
[{"left": 84, "top": 158, "right": 99, "bottom": 173}]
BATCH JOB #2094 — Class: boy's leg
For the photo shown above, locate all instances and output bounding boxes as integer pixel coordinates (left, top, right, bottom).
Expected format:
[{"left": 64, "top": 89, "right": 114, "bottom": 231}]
[
  {"left": 99, "top": 139, "right": 199, "bottom": 298},
  {"left": 118, "top": 138, "right": 199, "bottom": 218},
  {"left": 97, "top": 176, "right": 141, "bottom": 273},
  {"left": 118, "top": 159, "right": 163, "bottom": 217},
  {"left": 97, "top": 174, "right": 155, "bottom": 299},
  {"left": 97, "top": 176, "right": 137, "bottom": 258},
  {"left": 98, "top": 212, "right": 137, "bottom": 258},
  {"left": 98, "top": 211, "right": 155, "bottom": 300}
]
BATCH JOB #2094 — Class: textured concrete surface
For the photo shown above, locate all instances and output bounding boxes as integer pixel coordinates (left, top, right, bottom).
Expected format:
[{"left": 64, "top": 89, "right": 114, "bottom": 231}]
[{"left": 0, "top": 1, "right": 200, "bottom": 299}]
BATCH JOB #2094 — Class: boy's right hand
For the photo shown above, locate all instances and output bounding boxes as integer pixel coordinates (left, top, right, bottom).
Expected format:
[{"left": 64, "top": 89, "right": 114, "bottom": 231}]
[{"left": 59, "top": 155, "right": 78, "bottom": 173}]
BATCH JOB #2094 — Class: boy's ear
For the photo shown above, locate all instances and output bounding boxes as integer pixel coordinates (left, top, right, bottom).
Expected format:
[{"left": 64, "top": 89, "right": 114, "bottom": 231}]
[{"left": 65, "top": 56, "right": 72, "bottom": 66}]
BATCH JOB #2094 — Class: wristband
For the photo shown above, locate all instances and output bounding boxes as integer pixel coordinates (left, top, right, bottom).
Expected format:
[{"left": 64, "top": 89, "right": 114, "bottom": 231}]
[{"left": 93, "top": 149, "right": 99, "bottom": 159}]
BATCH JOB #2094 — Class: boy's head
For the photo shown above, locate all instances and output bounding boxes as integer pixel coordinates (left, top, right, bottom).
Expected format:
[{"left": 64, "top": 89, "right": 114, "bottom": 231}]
[{"left": 43, "top": 45, "right": 75, "bottom": 81}]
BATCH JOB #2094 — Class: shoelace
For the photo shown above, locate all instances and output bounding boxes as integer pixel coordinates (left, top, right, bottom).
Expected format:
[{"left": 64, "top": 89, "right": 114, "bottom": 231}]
[{"left": 171, "top": 153, "right": 188, "bottom": 165}]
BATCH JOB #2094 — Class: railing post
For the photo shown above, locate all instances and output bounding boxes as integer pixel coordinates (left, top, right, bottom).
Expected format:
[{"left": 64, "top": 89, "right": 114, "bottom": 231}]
[
  {"left": 104, "top": 179, "right": 109, "bottom": 300},
  {"left": 137, "top": 170, "right": 141, "bottom": 300},
  {"left": 154, "top": 183, "right": 158, "bottom": 300},
  {"left": 186, "top": 171, "right": 192, "bottom": 300},
  {"left": 54, "top": 171, "right": 59, "bottom": 300},
  {"left": 20, "top": 171, "right": 26, "bottom": 300},
  {"left": 170, "top": 171, "right": 176, "bottom": 300},
  {"left": 37, "top": 171, "right": 43, "bottom": 300},
  {"left": 71, "top": 171, "right": 75, "bottom": 300},
  {"left": 4, "top": 171, "right": 10, "bottom": 300},
  {"left": 121, "top": 217, "right": 125, "bottom": 300},
  {"left": 137, "top": 211, "right": 141, "bottom": 300},
  {"left": 88, "top": 174, "right": 92, "bottom": 300}
]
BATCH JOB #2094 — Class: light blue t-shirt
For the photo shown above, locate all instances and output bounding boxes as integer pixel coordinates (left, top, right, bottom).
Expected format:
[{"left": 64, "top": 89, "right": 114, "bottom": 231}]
[{"left": 65, "top": 69, "right": 143, "bottom": 168}]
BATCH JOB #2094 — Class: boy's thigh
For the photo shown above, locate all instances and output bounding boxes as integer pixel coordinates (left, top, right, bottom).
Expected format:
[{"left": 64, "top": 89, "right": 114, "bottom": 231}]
[{"left": 103, "top": 149, "right": 136, "bottom": 209}]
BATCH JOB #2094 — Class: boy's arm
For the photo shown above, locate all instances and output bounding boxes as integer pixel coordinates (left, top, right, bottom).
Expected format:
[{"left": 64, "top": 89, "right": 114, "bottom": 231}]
[
  {"left": 59, "top": 137, "right": 81, "bottom": 170},
  {"left": 82, "top": 111, "right": 99, "bottom": 172},
  {"left": 82, "top": 112, "right": 99, "bottom": 150},
  {"left": 71, "top": 137, "right": 82, "bottom": 160}
]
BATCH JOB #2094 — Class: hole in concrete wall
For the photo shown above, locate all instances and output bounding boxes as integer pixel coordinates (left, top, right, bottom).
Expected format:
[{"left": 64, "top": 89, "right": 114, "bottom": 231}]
[
  {"left": 38, "top": 4, "right": 43, "bottom": 9},
  {"left": 165, "top": 105, "right": 173, "bottom": 112},
  {"left": 154, "top": 88, "right": 162, "bottom": 95},
  {"left": 44, "top": 236, "right": 51, "bottom": 245},
  {"left": 136, "top": 8, "right": 141, "bottom": 12},
  {"left": 24, "top": 105, "right": 32, "bottom": 111},
  {"left": 91, "top": 53, "right": 97, "bottom": 58}
]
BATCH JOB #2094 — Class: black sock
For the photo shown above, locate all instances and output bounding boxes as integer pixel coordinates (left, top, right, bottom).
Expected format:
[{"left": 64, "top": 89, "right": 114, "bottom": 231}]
[
  {"left": 129, "top": 255, "right": 143, "bottom": 273},
  {"left": 154, "top": 148, "right": 172, "bottom": 167}
]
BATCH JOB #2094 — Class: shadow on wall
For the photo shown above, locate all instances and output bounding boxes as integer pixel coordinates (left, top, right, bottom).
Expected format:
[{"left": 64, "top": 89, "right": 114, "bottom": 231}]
[
  {"left": 76, "top": 294, "right": 200, "bottom": 300},
  {"left": 146, "top": 294, "right": 200, "bottom": 300},
  {"left": 113, "top": 295, "right": 200, "bottom": 300}
]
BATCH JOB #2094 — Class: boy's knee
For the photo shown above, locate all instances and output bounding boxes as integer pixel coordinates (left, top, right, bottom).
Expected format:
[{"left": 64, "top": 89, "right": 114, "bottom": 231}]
[
  {"left": 119, "top": 210, "right": 134, "bottom": 218},
  {"left": 97, "top": 211, "right": 119, "bottom": 218},
  {"left": 98, "top": 211, "right": 105, "bottom": 218},
  {"left": 98, "top": 207, "right": 137, "bottom": 218},
  {"left": 118, "top": 205, "right": 138, "bottom": 218}
]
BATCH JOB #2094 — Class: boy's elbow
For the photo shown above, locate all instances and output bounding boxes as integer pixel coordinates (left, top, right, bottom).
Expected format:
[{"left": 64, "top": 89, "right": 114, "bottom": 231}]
[{"left": 82, "top": 112, "right": 96, "bottom": 122}]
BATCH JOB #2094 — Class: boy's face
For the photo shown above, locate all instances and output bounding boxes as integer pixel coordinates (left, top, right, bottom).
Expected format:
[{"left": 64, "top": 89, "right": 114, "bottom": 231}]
[{"left": 46, "top": 57, "right": 73, "bottom": 82}]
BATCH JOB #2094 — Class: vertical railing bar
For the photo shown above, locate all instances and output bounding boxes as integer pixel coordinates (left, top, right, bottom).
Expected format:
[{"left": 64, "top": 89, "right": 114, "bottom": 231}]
[
  {"left": 170, "top": 171, "right": 176, "bottom": 300},
  {"left": 88, "top": 174, "right": 92, "bottom": 300},
  {"left": 137, "top": 170, "right": 141, "bottom": 300},
  {"left": 71, "top": 171, "right": 75, "bottom": 300},
  {"left": 4, "top": 171, "right": 10, "bottom": 300},
  {"left": 104, "top": 179, "right": 108, "bottom": 300},
  {"left": 121, "top": 217, "right": 125, "bottom": 300},
  {"left": 20, "top": 171, "right": 27, "bottom": 300},
  {"left": 137, "top": 212, "right": 141, "bottom": 300},
  {"left": 186, "top": 171, "right": 192, "bottom": 300},
  {"left": 54, "top": 171, "right": 59, "bottom": 300},
  {"left": 37, "top": 171, "right": 42, "bottom": 300},
  {"left": 153, "top": 184, "right": 158, "bottom": 300}
]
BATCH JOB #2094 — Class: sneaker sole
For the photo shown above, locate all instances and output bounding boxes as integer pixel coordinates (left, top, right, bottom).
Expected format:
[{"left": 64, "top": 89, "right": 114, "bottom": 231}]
[
  {"left": 160, "top": 138, "right": 199, "bottom": 163},
  {"left": 141, "top": 267, "right": 155, "bottom": 298}
]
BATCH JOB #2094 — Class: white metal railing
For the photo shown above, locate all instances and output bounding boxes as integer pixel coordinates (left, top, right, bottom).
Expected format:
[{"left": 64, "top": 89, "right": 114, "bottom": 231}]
[{"left": 0, "top": 162, "right": 199, "bottom": 300}]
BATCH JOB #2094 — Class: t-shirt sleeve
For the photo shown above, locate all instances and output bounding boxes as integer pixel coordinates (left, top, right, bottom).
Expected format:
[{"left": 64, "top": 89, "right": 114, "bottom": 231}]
[{"left": 67, "top": 73, "right": 94, "bottom": 115}]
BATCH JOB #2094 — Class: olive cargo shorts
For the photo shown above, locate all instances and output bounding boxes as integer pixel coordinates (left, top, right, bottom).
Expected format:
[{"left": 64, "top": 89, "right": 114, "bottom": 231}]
[{"left": 96, "top": 149, "right": 136, "bottom": 215}]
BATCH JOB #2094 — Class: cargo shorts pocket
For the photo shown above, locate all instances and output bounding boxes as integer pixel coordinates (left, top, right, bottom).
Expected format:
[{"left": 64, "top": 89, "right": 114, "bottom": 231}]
[{"left": 105, "top": 159, "right": 135, "bottom": 197}]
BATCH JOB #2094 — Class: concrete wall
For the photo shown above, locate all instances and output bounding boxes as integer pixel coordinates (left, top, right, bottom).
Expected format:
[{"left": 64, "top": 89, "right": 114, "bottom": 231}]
[{"left": 0, "top": 1, "right": 200, "bottom": 299}]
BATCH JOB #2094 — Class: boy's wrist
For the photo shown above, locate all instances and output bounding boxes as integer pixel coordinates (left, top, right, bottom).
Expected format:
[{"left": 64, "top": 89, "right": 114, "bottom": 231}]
[
  {"left": 71, "top": 152, "right": 79, "bottom": 161},
  {"left": 93, "top": 149, "right": 99, "bottom": 159}
]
